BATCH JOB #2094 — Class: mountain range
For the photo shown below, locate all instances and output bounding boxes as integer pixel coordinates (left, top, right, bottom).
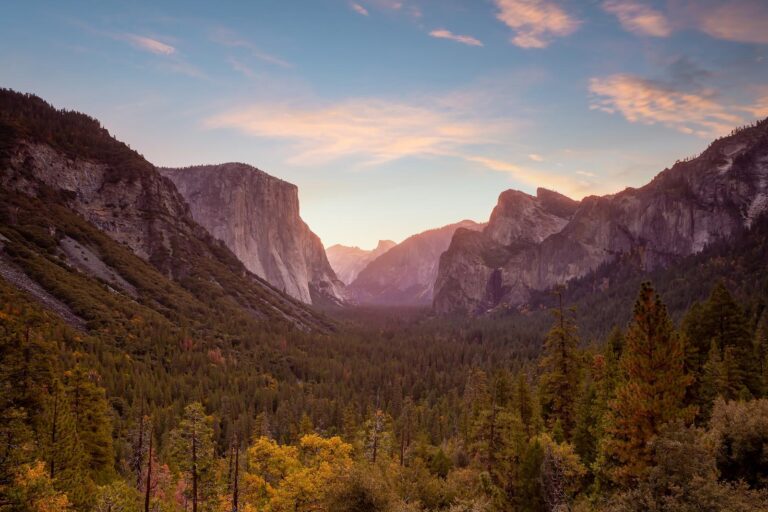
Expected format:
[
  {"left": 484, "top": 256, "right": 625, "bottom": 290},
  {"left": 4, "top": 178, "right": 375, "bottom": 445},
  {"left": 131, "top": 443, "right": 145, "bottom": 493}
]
[
  {"left": 347, "top": 220, "right": 484, "bottom": 306},
  {"left": 326, "top": 240, "right": 396, "bottom": 285},
  {"left": 2, "top": 88, "right": 768, "bottom": 326},
  {"left": 434, "top": 122, "right": 768, "bottom": 314}
]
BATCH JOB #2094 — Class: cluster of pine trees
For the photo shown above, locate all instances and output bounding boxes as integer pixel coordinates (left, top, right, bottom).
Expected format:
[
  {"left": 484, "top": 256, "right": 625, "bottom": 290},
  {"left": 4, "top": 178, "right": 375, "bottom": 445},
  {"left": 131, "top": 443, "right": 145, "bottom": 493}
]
[{"left": 2, "top": 279, "right": 768, "bottom": 511}]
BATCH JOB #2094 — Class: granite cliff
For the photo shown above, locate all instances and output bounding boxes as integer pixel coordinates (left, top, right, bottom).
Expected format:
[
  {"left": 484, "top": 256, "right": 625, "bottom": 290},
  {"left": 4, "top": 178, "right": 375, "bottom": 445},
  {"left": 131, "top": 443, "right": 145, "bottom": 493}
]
[
  {"left": 434, "top": 120, "right": 768, "bottom": 313},
  {"left": 160, "top": 164, "right": 346, "bottom": 305}
]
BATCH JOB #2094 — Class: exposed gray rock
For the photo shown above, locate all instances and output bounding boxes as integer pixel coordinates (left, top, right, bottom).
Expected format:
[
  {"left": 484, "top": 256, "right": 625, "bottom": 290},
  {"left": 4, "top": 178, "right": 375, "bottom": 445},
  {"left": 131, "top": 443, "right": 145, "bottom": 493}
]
[
  {"left": 160, "top": 163, "right": 346, "bottom": 305},
  {"left": 434, "top": 120, "right": 768, "bottom": 314},
  {"left": 2, "top": 141, "right": 198, "bottom": 273},
  {"left": 0, "top": 251, "right": 86, "bottom": 331},
  {"left": 326, "top": 240, "right": 396, "bottom": 285},
  {"left": 59, "top": 236, "right": 138, "bottom": 298},
  {"left": 349, "top": 220, "right": 484, "bottom": 306}
]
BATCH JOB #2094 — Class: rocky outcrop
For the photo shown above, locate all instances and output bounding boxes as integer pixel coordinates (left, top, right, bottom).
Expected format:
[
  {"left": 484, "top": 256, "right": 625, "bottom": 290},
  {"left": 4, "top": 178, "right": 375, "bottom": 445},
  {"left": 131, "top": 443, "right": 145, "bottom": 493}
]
[
  {"left": 434, "top": 120, "right": 768, "bottom": 314},
  {"left": 349, "top": 220, "right": 483, "bottom": 306},
  {"left": 326, "top": 240, "right": 396, "bottom": 285},
  {"left": 2, "top": 141, "right": 201, "bottom": 273},
  {"left": 160, "top": 164, "right": 346, "bottom": 305}
]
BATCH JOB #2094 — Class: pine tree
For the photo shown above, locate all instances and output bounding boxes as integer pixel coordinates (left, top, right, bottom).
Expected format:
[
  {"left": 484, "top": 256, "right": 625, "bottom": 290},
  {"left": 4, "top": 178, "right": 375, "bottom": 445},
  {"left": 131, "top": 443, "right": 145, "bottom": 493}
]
[
  {"left": 63, "top": 365, "right": 115, "bottom": 484},
  {"left": 600, "top": 282, "right": 694, "bottom": 487},
  {"left": 755, "top": 314, "right": 768, "bottom": 396},
  {"left": 298, "top": 413, "right": 314, "bottom": 436},
  {"left": 252, "top": 411, "right": 271, "bottom": 442},
  {"left": 37, "top": 379, "right": 92, "bottom": 507},
  {"left": 514, "top": 373, "right": 535, "bottom": 436},
  {"left": 462, "top": 369, "right": 490, "bottom": 444},
  {"left": 702, "top": 283, "right": 759, "bottom": 396},
  {"left": 397, "top": 397, "right": 414, "bottom": 466},
  {"left": 169, "top": 402, "right": 217, "bottom": 512},
  {"left": 539, "top": 289, "right": 581, "bottom": 439},
  {"left": 341, "top": 404, "right": 358, "bottom": 444}
]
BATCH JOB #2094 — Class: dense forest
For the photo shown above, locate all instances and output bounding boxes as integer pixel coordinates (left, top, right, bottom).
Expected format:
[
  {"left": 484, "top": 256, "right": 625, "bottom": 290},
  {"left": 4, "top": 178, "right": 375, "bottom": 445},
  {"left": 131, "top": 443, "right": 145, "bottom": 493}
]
[{"left": 2, "top": 268, "right": 768, "bottom": 510}]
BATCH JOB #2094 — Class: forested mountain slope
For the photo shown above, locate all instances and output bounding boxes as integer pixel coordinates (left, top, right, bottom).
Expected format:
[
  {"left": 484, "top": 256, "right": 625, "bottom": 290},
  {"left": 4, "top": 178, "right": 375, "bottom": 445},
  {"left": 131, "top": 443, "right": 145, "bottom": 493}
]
[{"left": 0, "top": 89, "right": 329, "bottom": 332}]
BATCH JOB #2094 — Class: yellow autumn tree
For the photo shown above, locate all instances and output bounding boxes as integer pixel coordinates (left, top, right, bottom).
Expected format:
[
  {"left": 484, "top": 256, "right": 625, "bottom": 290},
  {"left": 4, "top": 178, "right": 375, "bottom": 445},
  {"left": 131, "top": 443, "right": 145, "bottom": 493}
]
[
  {"left": 242, "top": 434, "right": 353, "bottom": 512},
  {"left": 6, "top": 461, "right": 70, "bottom": 512}
]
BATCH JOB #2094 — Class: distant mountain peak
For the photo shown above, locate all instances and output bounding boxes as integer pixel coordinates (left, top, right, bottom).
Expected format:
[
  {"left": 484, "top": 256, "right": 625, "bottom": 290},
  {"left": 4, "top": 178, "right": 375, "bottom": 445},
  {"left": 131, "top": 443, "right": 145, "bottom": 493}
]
[{"left": 347, "top": 220, "right": 484, "bottom": 306}]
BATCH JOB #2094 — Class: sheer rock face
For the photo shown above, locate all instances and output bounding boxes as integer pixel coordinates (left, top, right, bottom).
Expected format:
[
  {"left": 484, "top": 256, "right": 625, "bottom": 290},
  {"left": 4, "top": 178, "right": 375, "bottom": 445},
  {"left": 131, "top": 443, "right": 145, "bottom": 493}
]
[
  {"left": 348, "top": 220, "right": 484, "bottom": 306},
  {"left": 160, "top": 163, "right": 346, "bottom": 305},
  {"left": 326, "top": 240, "right": 396, "bottom": 285},
  {"left": 434, "top": 121, "right": 768, "bottom": 314}
]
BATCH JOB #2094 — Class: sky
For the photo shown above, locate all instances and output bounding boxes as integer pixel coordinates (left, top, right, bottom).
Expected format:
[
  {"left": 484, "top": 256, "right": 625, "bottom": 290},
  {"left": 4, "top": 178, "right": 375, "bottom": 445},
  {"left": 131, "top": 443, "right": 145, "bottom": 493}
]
[{"left": 2, "top": 0, "right": 768, "bottom": 249}]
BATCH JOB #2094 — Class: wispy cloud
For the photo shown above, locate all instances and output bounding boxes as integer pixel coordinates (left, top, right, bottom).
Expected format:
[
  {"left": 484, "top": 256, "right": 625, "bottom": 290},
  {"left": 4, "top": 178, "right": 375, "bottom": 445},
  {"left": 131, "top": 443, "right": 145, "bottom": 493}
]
[
  {"left": 227, "top": 57, "right": 257, "bottom": 78},
  {"left": 125, "top": 34, "right": 176, "bottom": 55},
  {"left": 750, "top": 92, "right": 768, "bottom": 118},
  {"left": 429, "top": 29, "right": 483, "bottom": 47},
  {"left": 350, "top": 2, "right": 369, "bottom": 16},
  {"left": 210, "top": 27, "right": 292, "bottom": 68},
  {"left": 589, "top": 74, "right": 749, "bottom": 137},
  {"left": 205, "top": 98, "right": 504, "bottom": 166},
  {"left": 528, "top": 153, "right": 544, "bottom": 161},
  {"left": 493, "top": 0, "right": 579, "bottom": 48},
  {"left": 463, "top": 155, "right": 604, "bottom": 198},
  {"left": 603, "top": 0, "right": 672, "bottom": 37},
  {"left": 690, "top": 0, "right": 768, "bottom": 45}
]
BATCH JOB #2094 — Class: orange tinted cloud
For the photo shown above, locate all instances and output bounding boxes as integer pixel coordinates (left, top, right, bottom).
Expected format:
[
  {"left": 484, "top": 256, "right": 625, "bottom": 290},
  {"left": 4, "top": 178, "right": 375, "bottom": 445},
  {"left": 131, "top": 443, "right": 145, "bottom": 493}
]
[
  {"left": 692, "top": 0, "right": 768, "bottom": 44},
  {"left": 493, "top": 0, "right": 579, "bottom": 48},
  {"left": 210, "top": 27, "right": 292, "bottom": 68},
  {"left": 589, "top": 74, "right": 746, "bottom": 137},
  {"left": 125, "top": 35, "right": 175, "bottom": 55},
  {"left": 463, "top": 155, "right": 610, "bottom": 198},
  {"left": 206, "top": 98, "right": 503, "bottom": 165},
  {"left": 603, "top": 0, "right": 672, "bottom": 37},
  {"left": 429, "top": 29, "right": 483, "bottom": 47},
  {"left": 350, "top": 2, "right": 369, "bottom": 16}
]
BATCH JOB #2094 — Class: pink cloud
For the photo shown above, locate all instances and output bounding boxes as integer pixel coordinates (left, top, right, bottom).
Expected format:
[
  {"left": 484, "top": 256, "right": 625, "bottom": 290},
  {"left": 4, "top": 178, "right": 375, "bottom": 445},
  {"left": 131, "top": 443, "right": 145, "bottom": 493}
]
[
  {"left": 210, "top": 27, "right": 292, "bottom": 69},
  {"left": 429, "top": 29, "right": 483, "bottom": 47},
  {"left": 125, "top": 35, "right": 175, "bottom": 55},
  {"left": 603, "top": 0, "right": 672, "bottom": 37},
  {"left": 350, "top": 2, "right": 369, "bottom": 16},
  {"left": 589, "top": 74, "right": 751, "bottom": 138},
  {"left": 205, "top": 98, "right": 502, "bottom": 165},
  {"left": 692, "top": 0, "right": 768, "bottom": 44},
  {"left": 493, "top": 0, "right": 579, "bottom": 48}
]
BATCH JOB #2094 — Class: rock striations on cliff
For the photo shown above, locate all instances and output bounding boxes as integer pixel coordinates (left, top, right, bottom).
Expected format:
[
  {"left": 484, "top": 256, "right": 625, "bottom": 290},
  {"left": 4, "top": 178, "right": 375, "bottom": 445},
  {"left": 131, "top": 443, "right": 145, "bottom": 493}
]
[
  {"left": 434, "top": 119, "right": 768, "bottom": 314},
  {"left": 349, "top": 220, "right": 484, "bottom": 306},
  {"left": 326, "top": 240, "right": 396, "bottom": 285},
  {"left": 160, "top": 164, "right": 346, "bottom": 306}
]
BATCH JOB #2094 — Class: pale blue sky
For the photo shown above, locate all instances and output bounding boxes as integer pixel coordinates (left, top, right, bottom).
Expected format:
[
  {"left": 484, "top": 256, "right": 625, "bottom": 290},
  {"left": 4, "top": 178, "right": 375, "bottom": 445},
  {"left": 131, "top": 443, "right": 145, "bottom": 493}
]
[{"left": 2, "top": 0, "right": 767, "bottom": 248}]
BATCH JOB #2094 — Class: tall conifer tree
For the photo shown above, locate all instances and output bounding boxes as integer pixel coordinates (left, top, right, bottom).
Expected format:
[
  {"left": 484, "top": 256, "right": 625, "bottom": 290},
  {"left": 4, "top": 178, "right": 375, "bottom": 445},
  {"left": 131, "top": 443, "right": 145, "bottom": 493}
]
[{"left": 601, "top": 282, "right": 694, "bottom": 486}]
